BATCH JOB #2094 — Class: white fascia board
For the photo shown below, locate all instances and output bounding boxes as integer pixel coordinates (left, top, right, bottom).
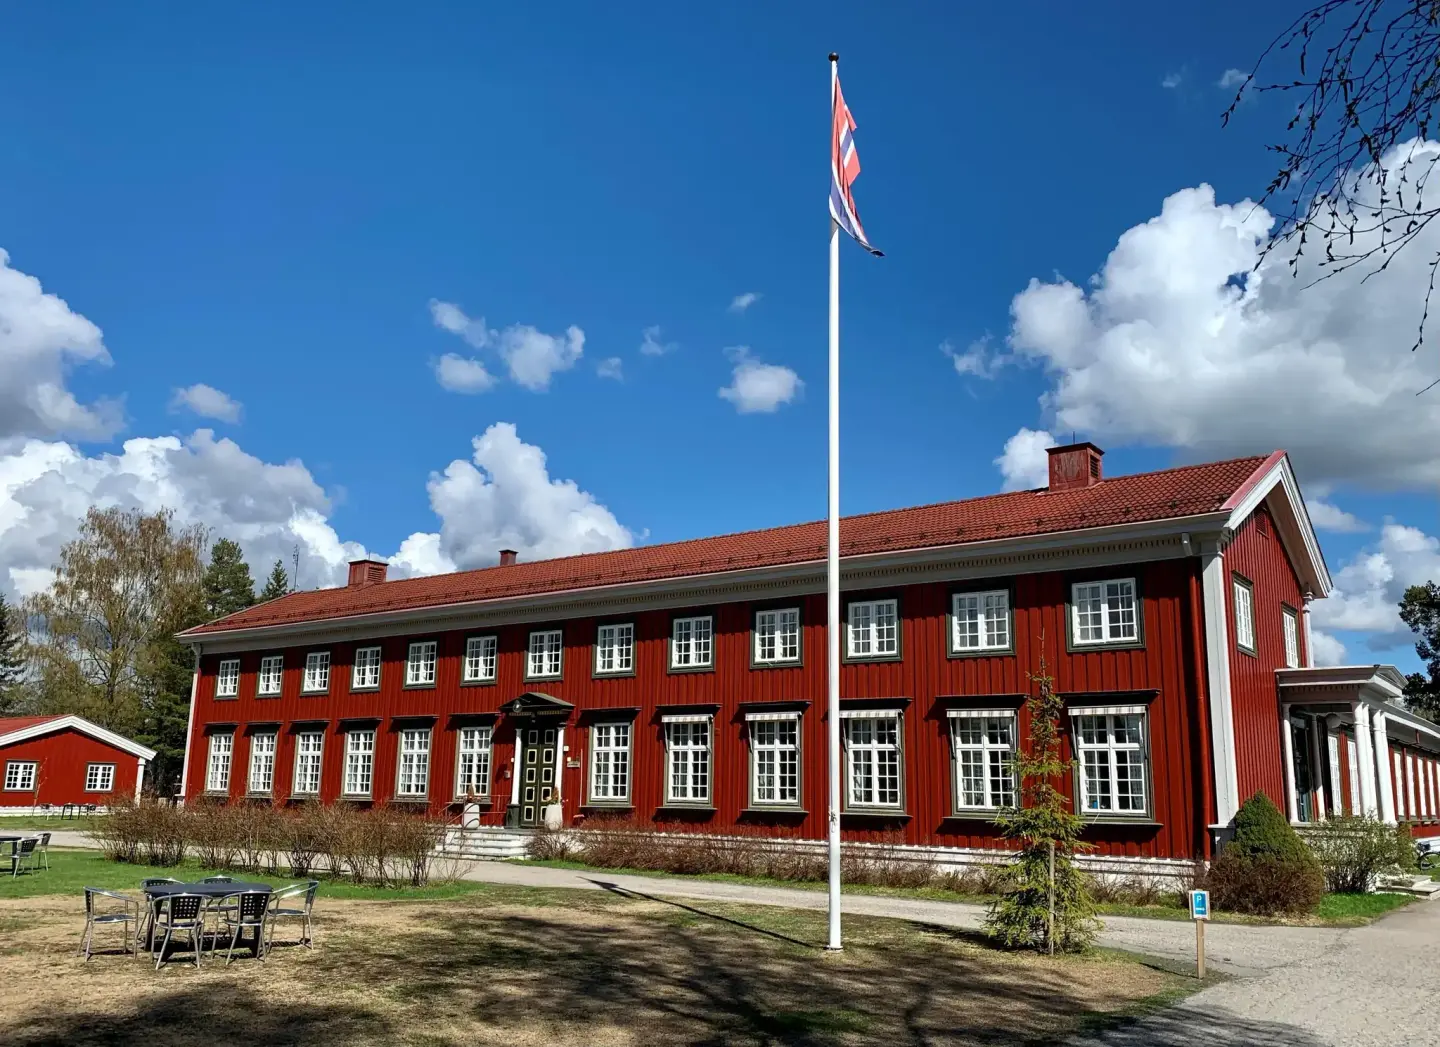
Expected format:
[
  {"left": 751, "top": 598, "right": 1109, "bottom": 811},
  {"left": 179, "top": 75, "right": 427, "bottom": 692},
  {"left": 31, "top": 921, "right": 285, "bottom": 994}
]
[
  {"left": 0, "top": 714, "right": 158, "bottom": 761},
  {"left": 1201, "top": 550, "right": 1240, "bottom": 824},
  {"left": 1224, "top": 455, "right": 1332, "bottom": 598}
]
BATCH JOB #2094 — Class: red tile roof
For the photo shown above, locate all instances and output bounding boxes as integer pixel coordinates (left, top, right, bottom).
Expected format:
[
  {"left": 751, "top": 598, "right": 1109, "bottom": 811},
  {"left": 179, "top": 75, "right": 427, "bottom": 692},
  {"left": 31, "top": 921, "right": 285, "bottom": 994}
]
[{"left": 182, "top": 453, "right": 1275, "bottom": 638}]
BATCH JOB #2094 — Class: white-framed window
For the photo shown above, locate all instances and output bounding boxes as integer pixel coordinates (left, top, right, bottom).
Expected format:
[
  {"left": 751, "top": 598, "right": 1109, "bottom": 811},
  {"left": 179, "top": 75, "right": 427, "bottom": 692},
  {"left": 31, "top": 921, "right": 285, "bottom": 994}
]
[
  {"left": 455, "top": 725, "right": 493, "bottom": 798},
  {"left": 344, "top": 729, "right": 375, "bottom": 796},
  {"left": 303, "top": 651, "right": 331, "bottom": 692},
  {"left": 753, "top": 608, "right": 801, "bottom": 665},
  {"left": 463, "top": 636, "right": 498, "bottom": 683},
  {"left": 247, "top": 731, "right": 277, "bottom": 795},
  {"left": 3, "top": 761, "right": 37, "bottom": 792},
  {"left": 748, "top": 712, "right": 800, "bottom": 807},
  {"left": 406, "top": 641, "right": 438, "bottom": 686},
  {"left": 396, "top": 728, "right": 431, "bottom": 797},
  {"left": 594, "top": 623, "right": 635, "bottom": 675},
  {"left": 949, "top": 710, "right": 1016, "bottom": 810},
  {"left": 1071, "top": 708, "right": 1149, "bottom": 815},
  {"left": 216, "top": 659, "right": 240, "bottom": 698},
  {"left": 846, "top": 599, "right": 899, "bottom": 659},
  {"left": 671, "top": 615, "right": 714, "bottom": 669},
  {"left": 1233, "top": 577, "right": 1256, "bottom": 654},
  {"left": 205, "top": 733, "right": 233, "bottom": 792},
  {"left": 1070, "top": 579, "right": 1139, "bottom": 646},
  {"left": 257, "top": 654, "right": 284, "bottom": 696},
  {"left": 663, "top": 715, "right": 712, "bottom": 803},
  {"left": 85, "top": 762, "right": 116, "bottom": 792},
  {"left": 951, "top": 591, "right": 1011, "bottom": 653},
  {"left": 1282, "top": 608, "right": 1300, "bottom": 669},
  {"left": 293, "top": 732, "right": 324, "bottom": 795},
  {"left": 589, "top": 721, "right": 632, "bottom": 803},
  {"left": 842, "top": 711, "right": 902, "bottom": 808},
  {"left": 527, "top": 629, "right": 563, "bottom": 679},
  {"left": 352, "top": 646, "right": 382, "bottom": 690}
]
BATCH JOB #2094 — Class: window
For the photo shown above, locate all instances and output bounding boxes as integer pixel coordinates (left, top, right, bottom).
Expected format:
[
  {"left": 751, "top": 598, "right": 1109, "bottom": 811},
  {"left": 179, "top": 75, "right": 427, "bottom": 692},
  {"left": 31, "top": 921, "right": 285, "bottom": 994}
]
[
  {"left": 463, "top": 636, "right": 498, "bottom": 683},
  {"left": 1233, "top": 577, "right": 1256, "bottom": 654},
  {"left": 1070, "top": 579, "right": 1139, "bottom": 646},
  {"left": 594, "top": 624, "right": 635, "bottom": 675},
  {"left": 663, "top": 715, "right": 712, "bottom": 804},
  {"left": 847, "top": 599, "right": 899, "bottom": 659},
  {"left": 216, "top": 659, "right": 240, "bottom": 698},
  {"left": 527, "top": 629, "right": 563, "bottom": 679},
  {"left": 950, "top": 711, "right": 1016, "bottom": 810},
  {"left": 352, "top": 646, "right": 382, "bottom": 690},
  {"left": 1394, "top": 751, "right": 1407, "bottom": 819},
  {"left": 670, "top": 615, "right": 714, "bottom": 669},
  {"left": 1282, "top": 608, "right": 1300, "bottom": 669},
  {"left": 1346, "top": 735, "right": 1361, "bottom": 816},
  {"left": 589, "top": 722, "right": 632, "bottom": 803},
  {"left": 344, "top": 729, "right": 375, "bottom": 796},
  {"left": 455, "top": 725, "right": 493, "bottom": 798},
  {"left": 247, "top": 731, "right": 277, "bottom": 794},
  {"left": 3, "top": 761, "right": 36, "bottom": 792},
  {"left": 206, "top": 733, "right": 233, "bottom": 792},
  {"left": 843, "top": 712, "right": 902, "bottom": 808},
  {"left": 753, "top": 608, "right": 801, "bottom": 665},
  {"left": 1071, "top": 710, "right": 1149, "bottom": 815},
  {"left": 302, "top": 651, "right": 331, "bottom": 692},
  {"left": 396, "top": 728, "right": 431, "bottom": 797},
  {"left": 748, "top": 713, "right": 800, "bottom": 807},
  {"left": 405, "top": 641, "right": 437, "bottom": 686},
  {"left": 293, "top": 733, "right": 324, "bottom": 795},
  {"left": 951, "top": 591, "right": 1011, "bottom": 654},
  {"left": 85, "top": 763, "right": 116, "bottom": 792},
  {"left": 257, "top": 654, "right": 284, "bottom": 696}
]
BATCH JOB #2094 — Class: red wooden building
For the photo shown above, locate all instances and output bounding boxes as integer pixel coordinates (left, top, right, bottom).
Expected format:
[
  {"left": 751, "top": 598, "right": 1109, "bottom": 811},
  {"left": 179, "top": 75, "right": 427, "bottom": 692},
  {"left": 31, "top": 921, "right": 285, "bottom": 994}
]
[
  {"left": 0, "top": 715, "right": 156, "bottom": 815},
  {"left": 177, "top": 445, "right": 1440, "bottom": 877}
]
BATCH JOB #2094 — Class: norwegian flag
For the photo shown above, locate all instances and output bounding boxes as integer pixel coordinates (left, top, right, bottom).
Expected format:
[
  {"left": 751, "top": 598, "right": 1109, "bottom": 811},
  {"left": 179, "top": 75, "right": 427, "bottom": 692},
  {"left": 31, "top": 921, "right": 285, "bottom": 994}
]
[{"left": 829, "top": 72, "right": 881, "bottom": 256}]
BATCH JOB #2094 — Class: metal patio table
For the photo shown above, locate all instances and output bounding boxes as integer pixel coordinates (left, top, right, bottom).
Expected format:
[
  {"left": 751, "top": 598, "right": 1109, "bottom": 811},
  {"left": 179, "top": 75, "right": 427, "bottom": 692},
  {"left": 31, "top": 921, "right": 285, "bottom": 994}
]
[{"left": 142, "top": 881, "right": 273, "bottom": 956}]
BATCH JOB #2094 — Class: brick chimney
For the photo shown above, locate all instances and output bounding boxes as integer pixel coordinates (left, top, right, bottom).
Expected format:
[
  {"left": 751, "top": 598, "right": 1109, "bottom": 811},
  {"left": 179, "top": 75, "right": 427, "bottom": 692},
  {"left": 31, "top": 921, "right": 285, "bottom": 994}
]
[
  {"left": 1046, "top": 442, "right": 1104, "bottom": 492},
  {"left": 498, "top": 549, "right": 518, "bottom": 567},
  {"left": 347, "top": 558, "right": 389, "bottom": 588}
]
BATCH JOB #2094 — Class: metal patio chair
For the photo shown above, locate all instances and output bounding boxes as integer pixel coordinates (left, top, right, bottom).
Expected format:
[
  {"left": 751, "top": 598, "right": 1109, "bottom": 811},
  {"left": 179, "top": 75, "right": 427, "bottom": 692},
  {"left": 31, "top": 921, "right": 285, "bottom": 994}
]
[
  {"left": 217, "top": 890, "right": 273, "bottom": 965},
  {"left": 81, "top": 887, "right": 142, "bottom": 960},
  {"left": 139, "top": 879, "right": 182, "bottom": 943},
  {"left": 150, "top": 893, "right": 208, "bottom": 970},
  {"left": 35, "top": 832, "right": 51, "bottom": 871},
  {"left": 268, "top": 881, "right": 319, "bottom": 949},
  {"left": 7, "top": 837, "right": 38, "bottom": 877}
]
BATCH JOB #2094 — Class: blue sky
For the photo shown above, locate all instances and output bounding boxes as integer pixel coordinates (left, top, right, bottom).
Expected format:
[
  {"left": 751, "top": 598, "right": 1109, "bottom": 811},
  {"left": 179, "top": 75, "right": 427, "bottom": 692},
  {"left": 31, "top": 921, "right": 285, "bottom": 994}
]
[{"left": 0, "top": 3, "right": 1435, "bottom": 670}]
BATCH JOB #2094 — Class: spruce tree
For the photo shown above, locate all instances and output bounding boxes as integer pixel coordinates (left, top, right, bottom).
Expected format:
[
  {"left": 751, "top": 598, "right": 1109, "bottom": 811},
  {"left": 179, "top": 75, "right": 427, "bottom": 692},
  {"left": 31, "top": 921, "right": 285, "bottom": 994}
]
[
  {"left": 203, "top": 537, "right": 256, "bottom": 620},
  {"left": 259, "top": 559, "right": 291, "bottom": 602},
  {"left": 0, "top": 592, "right": 24, "bottom": 715}
]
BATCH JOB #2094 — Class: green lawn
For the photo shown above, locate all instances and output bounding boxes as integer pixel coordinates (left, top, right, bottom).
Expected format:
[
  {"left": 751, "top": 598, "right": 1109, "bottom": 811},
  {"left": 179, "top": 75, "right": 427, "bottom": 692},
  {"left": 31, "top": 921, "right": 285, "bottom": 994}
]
[{"left": 0, "top": 817, "right": 103, "bottom": 834}]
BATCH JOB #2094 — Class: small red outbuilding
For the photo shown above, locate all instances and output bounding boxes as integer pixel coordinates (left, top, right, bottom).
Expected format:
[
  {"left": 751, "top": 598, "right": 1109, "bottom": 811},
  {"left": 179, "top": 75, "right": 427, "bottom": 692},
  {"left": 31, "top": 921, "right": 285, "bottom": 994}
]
[{"left": 0, "top": 715, "right": 156, "bottom": 814}]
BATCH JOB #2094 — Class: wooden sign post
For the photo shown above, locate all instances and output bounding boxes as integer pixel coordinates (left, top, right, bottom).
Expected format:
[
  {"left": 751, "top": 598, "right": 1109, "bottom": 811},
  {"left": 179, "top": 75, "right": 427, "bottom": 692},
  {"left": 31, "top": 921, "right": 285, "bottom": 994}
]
[{"left": 1189, "top": 889, "right": 1210, "bottom": 978}]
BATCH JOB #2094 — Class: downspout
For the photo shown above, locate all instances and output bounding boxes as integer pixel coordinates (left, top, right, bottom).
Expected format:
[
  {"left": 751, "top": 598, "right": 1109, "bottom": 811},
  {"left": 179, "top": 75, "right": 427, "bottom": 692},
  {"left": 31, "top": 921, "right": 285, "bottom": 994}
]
[
  {"left": 1189, "top": 566, "right": 1215, "bottom": 861},
  {"left": 177, "top": 643, "right": 202, "bottom": 806}
]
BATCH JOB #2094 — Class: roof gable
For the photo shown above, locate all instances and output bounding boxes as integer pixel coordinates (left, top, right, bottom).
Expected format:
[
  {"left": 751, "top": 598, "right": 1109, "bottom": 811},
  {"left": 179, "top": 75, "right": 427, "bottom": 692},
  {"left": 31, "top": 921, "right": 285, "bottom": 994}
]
[{"left": 0, "top": 715, "right": 158, "bottom": 761}]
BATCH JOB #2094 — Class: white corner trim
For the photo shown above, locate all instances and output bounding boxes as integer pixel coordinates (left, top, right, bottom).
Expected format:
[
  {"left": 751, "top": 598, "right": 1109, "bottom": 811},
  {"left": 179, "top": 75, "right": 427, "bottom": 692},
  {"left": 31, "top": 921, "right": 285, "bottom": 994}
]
[
  {"left": 135, "top": 758, "right": 146, "bottom": 801},
  {"left": 0, "top": 715, "right": 157, "bottom": 762},
  {"left": 178, "top": 643, "right": 201, "bottom": 800},
  {"left": 1223, "top": 455, "right": 1331, "bottom": 598},
  {"left": 1201, "top": 547, "right": 1240, "bottom": 824}
]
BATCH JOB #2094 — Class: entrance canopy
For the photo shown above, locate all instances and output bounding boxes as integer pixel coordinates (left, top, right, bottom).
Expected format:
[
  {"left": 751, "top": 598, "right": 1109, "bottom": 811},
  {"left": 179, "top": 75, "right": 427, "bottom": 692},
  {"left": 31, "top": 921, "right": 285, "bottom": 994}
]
[{"left": 497, "top": 692, "right": 574, "bottom": 717}]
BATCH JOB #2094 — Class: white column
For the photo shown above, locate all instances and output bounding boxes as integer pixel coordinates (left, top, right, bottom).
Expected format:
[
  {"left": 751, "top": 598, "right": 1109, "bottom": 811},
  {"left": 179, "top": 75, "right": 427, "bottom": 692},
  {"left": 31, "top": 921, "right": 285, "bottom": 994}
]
[
  {"left": 1201, "top": 547, "right": 1240, "bottom": 824},
  {"left": 553, "top": 726, "right": 566, "bottom": 806},
  {"left": 1373, "top": 709, "right": 1397, "bottom": 825},
  {"left": 1354, "top": 703, "right": 1378, "bottom": 817},
  {"left": 1281, "top": 704, "right": 1299, "bottom": 822},
  {"left": 1301, "top": 594, "right": 1316, "bottom": 668},
  {"left": 510, "top": 729, "right": 522, "bottom": 807},
  {"left": 177, "top": 643, "right": 202, "bottom": 804},
  {"left": 1310, "top": 716, "right": 1328, "bottom": 820}
]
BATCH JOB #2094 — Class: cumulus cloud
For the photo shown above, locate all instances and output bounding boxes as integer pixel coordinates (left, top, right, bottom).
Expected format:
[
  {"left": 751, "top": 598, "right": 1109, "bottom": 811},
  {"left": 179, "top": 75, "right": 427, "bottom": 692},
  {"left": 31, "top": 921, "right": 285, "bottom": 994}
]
[
  {"left": 1311, "top": 629, "right": 1348, "bottom": 666},
  {"left": 1217, "top": 68, "right": 1248, "bottom": 89},
  {"left": 433, "top": 353, "right": 497, "bottom": 394},
  {"left": 729, "top": 292, "right": 762, "bottom": 313},
  {"left": 1161, "top": 72, "right": 1183, "bottom": 89},
  {"left": 1307, "top": 496, "right": 1369, "bottom": 534},
  {"left": 428, "top": 299, "right": 489, "bottom": 349},
  {"left": 717, "top": 348, "right": 802, "bottom": 413},
  {"left": 169, "top": 383, "right": 242, "bottom": 423},
  {"left": 430, "top": 299, "right": 585, "bottom": 391},
  {"left": 639, "top": 325, "right": 676, "bottom": 356},
  {"left": 1311, "top": 522, "right": 1440, "bottom": 652},
  {"left": 596, "top": 357, "right": 623, "bottom": 380},
  {"left": 942, "top": 337, "right": 1005, "bottom": 379},
  {"left": 994, "top": 428, "right": 1056, "bottom": 491}
]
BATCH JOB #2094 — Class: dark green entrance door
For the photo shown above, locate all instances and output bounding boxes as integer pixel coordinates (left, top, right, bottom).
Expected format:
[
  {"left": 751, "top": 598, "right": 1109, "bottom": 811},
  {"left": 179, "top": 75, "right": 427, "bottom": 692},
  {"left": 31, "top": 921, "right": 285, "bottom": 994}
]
[{"left": 518, "top": 724, "right": 559, "bottom": 827}]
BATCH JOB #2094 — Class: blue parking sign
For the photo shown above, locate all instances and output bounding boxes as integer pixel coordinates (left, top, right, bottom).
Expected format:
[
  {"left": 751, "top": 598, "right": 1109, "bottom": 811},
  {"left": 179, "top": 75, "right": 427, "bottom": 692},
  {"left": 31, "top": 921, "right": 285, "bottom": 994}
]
[{"left": 1189, "top": 889, "right": 1210, "bottom": 920}]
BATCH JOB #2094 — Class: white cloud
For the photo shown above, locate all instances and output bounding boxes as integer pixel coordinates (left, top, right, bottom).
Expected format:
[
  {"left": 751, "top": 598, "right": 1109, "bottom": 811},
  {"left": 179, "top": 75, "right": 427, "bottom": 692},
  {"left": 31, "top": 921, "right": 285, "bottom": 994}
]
[
  {"left": 1217, "top": 68, "right": 1248, "bottom": 89},
  {"left": 729, "top": 292, "right": 762, "bottom": 313},
  {"left": 1311, "top": 522, "right": 1440, "bottom": 650},
  {"left": 169, "top": 383, "right": 242, "bottom": 423},
  {"left": 430, "top": 299, "right": 585, "bottom": 391},
  {"left": 1312, "top": 629, "right": 1348, "bottom": 666},
  {"left": 0, "top": 249, "right": 121, "bottom": 442},
  {"left": 1307, "top": 496, "right": 1369, "bottom": 533},
  {"left": 942, "top": 337, "right": 1005, "bottom": 379},
  {"left": 639, "top": 325, "right": 676, "bottom": 356},
  {"left": 428, "top": 299, "right": 489, "bottom": 349},
  {"left": 596, "top": 357, "right": 624, "bottom": 381},
  {"left": 994, "top": 428, "right": 1056, "bottom": 491},
  {"left": 717, "top": 348, "right": 802, "bottom": 413},
  {"left": 1161, "top": 72, "right": 1183, "bottom": 89},
  {"left": 433, "top": 353, "right": 497, "bottom": 394}
]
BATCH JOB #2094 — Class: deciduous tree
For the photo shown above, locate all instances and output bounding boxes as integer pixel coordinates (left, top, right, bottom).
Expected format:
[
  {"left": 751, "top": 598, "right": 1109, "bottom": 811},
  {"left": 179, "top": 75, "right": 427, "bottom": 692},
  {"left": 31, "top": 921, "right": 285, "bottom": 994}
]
[{"left": 1400, "top": 581, "right": 1440, "bottom": 720}]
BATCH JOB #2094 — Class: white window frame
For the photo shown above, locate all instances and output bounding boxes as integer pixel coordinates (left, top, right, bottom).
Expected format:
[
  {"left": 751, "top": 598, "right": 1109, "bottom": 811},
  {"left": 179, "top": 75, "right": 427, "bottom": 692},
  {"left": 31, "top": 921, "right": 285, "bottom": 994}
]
[
  {"left": 455, "top": 725, "right": 493, "bottom": 799},
  {"left": 205, "top": 733, "right": 233, "bottom": 793},
  {"left": 840, "top": 710, "right": 903, "bottom": 809},
  {"left": 396, "top": 728, "right": 431, "bottom": 798},
  {"left": 3, "top": 760, "right": 37, "bottom": 792},
  {"left": 216, "top": 659, "right": 240, "bottom": 698},
  {"left": 343, "top": 729, "right": 375, "bottom": 797},
  {"left": 747, "top": 711, "right": 801, "bottom": 807},
  {"left": 1070, "top": 707, "right": 1150, "bottom": 816},
  {"left": 352, "top": 646, "right": 382, "bottom": 690},
  {"left": 247, "top": 731, "right": 277, "bottom": 795},
  {"left": 405, "top": 641, "right": 438, "bottom": 687},
  {"left": 1282, "top": 607, "right": 1300, "bottom": 669},
  {"left": 526, "top": 629, "right": 564, "bottom": 679},
  {"left": 1233, "top": 577, "right": 1256, "bottom": 654},
  {"left": 85, "top": 762, "right": 116, "bottom": 792},
  {"left": 948, "top": 709, "right": 1017, "bottom": 811},
  {"left": 846, "top": 599, "right": 899, "bottom": 659},
  {"left": 1070, "top": 578, "right": 1139, "bottom": 647},
  {"left": 950, "top": 590, "right": 1012, "bottom": 654},
  {"left": 662, "top": 714, "right": 712, "bottom": 804},
  {"left": 257, "top": 654, "right": 284, "bottom": 696},
  {"left": 292, "top": 732, "right": 324, "bottom": 796},
  {"left": 588, "top": 721, "right": 633, "bottom": 804},
  {"left": 462, "top": 635, "right": 498, "bottom": 683},
  {"left": 594, "top": 623, "right": 635, "bottom": 676},
  {"left": 302, "top": 651, "right": 331, "bottom": 693},
  {"left": 670, "top": 615, "right": 714, "bottom": 669},
  {"left": 753, "top": 608, "right": 801, "bottom": 665},
  {"left": 1346, "top": 733, "right": 1361, "bottom": 816}
]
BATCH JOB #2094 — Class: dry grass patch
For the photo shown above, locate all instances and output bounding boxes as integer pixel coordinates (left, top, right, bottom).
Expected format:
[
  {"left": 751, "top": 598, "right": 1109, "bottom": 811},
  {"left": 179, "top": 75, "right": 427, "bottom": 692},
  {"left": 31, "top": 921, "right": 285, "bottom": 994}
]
[{"left": 1, "top": 888, "right": 1186, "bottom": 1046}]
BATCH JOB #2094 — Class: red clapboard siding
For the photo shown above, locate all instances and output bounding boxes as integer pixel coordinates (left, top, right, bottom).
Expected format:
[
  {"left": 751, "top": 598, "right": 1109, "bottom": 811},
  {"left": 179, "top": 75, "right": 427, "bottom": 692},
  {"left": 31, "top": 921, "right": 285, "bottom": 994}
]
[{"left": 0, "top": 727, "right": 141, "bottom": 807}]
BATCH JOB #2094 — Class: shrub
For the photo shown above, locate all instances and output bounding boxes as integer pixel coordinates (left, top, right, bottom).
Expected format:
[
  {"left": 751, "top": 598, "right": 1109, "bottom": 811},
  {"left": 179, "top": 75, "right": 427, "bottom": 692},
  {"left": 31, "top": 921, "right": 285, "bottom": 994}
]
[
  {"left": 93, "top": 795, "right": 141, "bottom": 863},
  {"left": 1209, "top": 792, "right": 1324, "bottom": 915},
  {"left": 1395, "top": 822, "right": 1420, "bottom": 873},
  {"left": 136, "top": 800, "right": 187, "bottom": 866},
  {"left": 1307, "top": 815, "right": 1410, "bottom": 893},
  {"left": 1228, "top": 792, "right": 1311, "bottom": 862}
]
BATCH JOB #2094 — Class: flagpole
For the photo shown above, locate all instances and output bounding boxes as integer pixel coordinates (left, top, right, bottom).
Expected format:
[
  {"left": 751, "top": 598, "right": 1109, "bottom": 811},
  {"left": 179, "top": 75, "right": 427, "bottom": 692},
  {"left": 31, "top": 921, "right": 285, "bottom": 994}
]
[{"left": 825, "top": 50, "right": 844, "bottom": 953}]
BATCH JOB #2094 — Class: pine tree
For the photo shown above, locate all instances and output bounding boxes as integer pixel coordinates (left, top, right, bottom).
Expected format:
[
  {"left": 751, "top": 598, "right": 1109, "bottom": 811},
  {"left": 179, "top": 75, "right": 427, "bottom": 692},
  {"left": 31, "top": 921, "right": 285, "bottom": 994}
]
[
  {"left": 259, "top": 559, "right": 291, "bottom": 602},
  {"left": 203, "top": 537, "right": 256, "bottom": 620},
  {"left": 0, "top": 591, "right": 24, "bottom": 715},
  {"left": 1400, "top": 582, "right": 1440, "bottom": 722},
  {"left": 138, "top": 584, "right": 206, "bottom": 796}
]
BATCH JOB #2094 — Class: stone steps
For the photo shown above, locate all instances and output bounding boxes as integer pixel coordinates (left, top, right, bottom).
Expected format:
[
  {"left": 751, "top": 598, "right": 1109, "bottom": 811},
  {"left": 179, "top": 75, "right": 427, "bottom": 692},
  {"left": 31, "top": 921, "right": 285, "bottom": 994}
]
[
  {"left": 436, "top": 826, "right": 533, "bottom": 861},
  {"left": 1377, "top": 874, "right": 1440, "bottom": 897}
]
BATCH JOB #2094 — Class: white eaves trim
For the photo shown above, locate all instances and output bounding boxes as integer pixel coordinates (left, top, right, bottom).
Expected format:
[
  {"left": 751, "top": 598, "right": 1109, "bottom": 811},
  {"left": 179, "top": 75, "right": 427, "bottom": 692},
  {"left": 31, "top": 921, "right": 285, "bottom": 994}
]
[
  {"left": 0, "top": 715, "right": 158, "bottom": 761},
  {"left": 1223, "top": 453, "right": 1332, "bottom": 598}
]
